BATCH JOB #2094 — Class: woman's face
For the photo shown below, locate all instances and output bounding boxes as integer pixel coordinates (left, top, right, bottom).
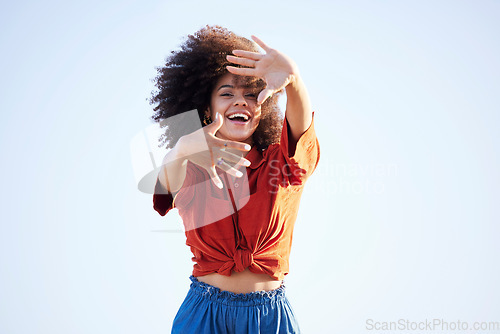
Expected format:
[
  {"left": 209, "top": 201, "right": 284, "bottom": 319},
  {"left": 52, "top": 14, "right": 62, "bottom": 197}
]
[{"left": 207, "top": 73, "right": 262, "bottom": 146}]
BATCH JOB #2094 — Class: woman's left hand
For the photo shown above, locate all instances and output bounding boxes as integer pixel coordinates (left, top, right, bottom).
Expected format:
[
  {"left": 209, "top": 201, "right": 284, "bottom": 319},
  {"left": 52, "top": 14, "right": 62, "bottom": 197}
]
[{"left": 226, "top": 35, "right": 299, "bottom": 105}]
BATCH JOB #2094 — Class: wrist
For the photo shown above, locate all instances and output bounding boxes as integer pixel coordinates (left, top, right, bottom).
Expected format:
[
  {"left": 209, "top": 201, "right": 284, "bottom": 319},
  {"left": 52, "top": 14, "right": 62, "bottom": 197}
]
[
  {"left": 286, "top": 72, "right": 303, "bottom": 92},
  {"left": 169, "top": 138, "right": 188, "bottom": 164},
  {"left": 158, "top": 142, "right": 186, "bottom": 192}
]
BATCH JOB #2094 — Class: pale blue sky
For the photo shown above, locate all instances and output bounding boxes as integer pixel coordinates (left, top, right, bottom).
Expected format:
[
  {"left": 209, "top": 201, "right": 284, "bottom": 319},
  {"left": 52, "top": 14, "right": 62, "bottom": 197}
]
[{"left": 1, "top": 1, "right": 499, "bottom": 333}]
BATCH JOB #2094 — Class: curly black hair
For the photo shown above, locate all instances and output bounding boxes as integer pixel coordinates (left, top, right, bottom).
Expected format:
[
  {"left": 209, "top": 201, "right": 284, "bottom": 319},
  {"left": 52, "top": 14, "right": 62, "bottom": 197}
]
[{"left": 149, "top": 25, "right": 283, "bottom": 151}]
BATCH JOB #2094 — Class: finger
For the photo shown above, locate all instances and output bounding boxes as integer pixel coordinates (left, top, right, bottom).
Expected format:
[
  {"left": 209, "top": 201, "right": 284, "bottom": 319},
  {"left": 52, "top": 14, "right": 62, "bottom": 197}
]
[
  {"left": 257, "top": 88, "right": 274, "bottom": 105},
  {"left": 227, "top": 66, "right": 256, "bottom": 77},
  {"left": 251, "top": 35, "right": 271, "bottom": 52},
  {"left": 214, "top": 138, "right": 251, "bottom": 152},
  {"left": 207, "top": 165, "right": 223, "bottom": 189},
  {"left": 206, "top": 112, "right": 223, "bottom": 135},
  {"left": 232, "top": 49, "right": 263, "bottom": 61},
  {"left": 215, "top": 158, "right": 244, "bottom": 178},
  {"left": 226, "top": 55, "right": 256, "bottom": 68},
  {"left": 217, "top": 149, "right": 251, "bottom": 167}
]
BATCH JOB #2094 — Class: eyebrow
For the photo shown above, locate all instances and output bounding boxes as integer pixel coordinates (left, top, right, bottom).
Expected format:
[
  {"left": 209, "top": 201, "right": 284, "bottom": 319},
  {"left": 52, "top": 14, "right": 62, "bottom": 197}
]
[
  {"left": 217, "top": 84, "right": 234, "bottom": 91},
  {"left": 217, "top": 84, "right": 258, "bottom": 92}
]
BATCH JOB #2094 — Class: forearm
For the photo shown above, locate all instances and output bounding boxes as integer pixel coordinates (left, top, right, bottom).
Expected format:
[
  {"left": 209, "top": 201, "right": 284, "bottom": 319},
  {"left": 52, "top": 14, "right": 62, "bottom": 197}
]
[
  {"left": 285, "top": 73, "right": 313, "bottom": 143},
  {"left": 156, "top": 144, "right": 188, "bottom": 194}
]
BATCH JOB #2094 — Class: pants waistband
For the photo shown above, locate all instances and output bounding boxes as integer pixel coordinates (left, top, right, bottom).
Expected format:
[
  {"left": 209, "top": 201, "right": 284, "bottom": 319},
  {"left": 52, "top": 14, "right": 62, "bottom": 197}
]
[{"left": 188, "top": 275, "right": 286, "bottom": 306}]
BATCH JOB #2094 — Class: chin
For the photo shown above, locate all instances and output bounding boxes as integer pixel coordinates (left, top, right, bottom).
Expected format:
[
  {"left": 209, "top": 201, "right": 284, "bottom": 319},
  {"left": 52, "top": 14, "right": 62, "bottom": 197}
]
[
  {"left": 229, "top": 133, "right": 253, "bottom": 143},
  {"left": 220, "top": 129, "right": 254, "bottom": 143},
  {"left": 223, "top": 122, "right": 258, "bottom": 140}
]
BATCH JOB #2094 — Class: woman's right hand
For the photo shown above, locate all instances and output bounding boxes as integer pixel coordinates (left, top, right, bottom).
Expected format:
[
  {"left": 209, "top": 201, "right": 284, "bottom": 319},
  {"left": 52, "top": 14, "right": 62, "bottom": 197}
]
[{"left": 175, "top": 112, "right": 252, "bottom": 189}]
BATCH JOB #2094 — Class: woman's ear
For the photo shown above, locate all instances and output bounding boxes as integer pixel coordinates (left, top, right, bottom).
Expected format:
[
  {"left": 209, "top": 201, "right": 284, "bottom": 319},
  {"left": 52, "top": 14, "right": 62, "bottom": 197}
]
[{"left": 203, "top": 108, "right": 212, "bottom": 126}]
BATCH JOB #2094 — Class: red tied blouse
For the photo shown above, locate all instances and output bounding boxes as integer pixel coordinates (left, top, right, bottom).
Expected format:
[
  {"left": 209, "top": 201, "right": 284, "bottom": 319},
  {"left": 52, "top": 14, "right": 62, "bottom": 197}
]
[{"left": 153, "top": 112, "right": 320, "bottom": 281}]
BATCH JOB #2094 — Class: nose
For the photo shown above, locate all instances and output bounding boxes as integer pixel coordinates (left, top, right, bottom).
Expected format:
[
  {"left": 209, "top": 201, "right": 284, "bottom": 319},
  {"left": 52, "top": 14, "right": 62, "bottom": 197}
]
[{"left": 233, "top": 93, "right": 248, "bottom": 106}]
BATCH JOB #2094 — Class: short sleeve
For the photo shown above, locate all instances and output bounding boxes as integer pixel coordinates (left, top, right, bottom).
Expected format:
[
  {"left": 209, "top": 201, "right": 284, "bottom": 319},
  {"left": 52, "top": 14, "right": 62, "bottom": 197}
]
[
  {"left": 279, "top": 111, "right": 320, "bottom": 185},
  {"left": 153, "top": 178, "right": 174, "bottom": 216},
  {"left": 152, "top": 161, "right": 199, "bottom": 216},
  {"left": 152, "top": 177, "right": 174, "bottom": 216}
]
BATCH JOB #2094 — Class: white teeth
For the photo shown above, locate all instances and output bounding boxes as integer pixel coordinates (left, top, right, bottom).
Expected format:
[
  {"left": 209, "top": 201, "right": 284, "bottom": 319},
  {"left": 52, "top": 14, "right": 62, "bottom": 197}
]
[{"left": 227, "top": 113, "right": 249, "bottom": 121}]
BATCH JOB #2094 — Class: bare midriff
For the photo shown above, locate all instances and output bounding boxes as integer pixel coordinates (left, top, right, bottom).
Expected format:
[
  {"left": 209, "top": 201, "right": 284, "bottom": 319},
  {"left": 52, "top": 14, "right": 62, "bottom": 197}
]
[{"left": 196, "top": 268, "right": 282, "bottom": 294}]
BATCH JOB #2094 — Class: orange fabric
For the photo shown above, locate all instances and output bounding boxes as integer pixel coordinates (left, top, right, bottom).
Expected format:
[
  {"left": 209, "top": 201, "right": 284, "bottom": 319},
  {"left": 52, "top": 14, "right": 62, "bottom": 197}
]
[{"left": 153, "top": 112, "right": 320, "bottom": 280}]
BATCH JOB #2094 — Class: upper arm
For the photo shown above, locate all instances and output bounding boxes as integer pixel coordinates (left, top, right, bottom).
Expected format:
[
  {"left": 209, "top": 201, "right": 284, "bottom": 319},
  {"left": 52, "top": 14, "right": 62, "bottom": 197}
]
[{"left": 153, "top": 162, "right": 199, "bottom": 216}]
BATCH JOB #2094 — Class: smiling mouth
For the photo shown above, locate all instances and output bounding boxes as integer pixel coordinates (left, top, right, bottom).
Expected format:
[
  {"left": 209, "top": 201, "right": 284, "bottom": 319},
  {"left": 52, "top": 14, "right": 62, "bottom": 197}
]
[{"left": 226, "top": 113, "right": 250, "bottom": 124}]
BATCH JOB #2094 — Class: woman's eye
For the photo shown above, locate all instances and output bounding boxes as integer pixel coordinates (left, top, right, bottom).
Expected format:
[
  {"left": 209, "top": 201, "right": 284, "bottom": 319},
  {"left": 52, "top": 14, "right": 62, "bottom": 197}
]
[
  {"left": 221, "top": 93, "right": 233, "bottom": 97},
  {"left": 245, "top": 94, "right": 256, "bottom": 98}
]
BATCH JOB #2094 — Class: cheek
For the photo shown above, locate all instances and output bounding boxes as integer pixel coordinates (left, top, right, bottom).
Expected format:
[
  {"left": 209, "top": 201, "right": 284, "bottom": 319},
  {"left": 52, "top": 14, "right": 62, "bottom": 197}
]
[
  {"left": 254, "top": 112, "right": 263, "bottom": 124},
  {"left": 210, "top": 96, "right": 227, "bottom": 112},
  {"left": 251, "top": 116, "right": 262, "bottom": 131},
  {"left": 253, "top": 107, "right": 262, "bottom": 120}
]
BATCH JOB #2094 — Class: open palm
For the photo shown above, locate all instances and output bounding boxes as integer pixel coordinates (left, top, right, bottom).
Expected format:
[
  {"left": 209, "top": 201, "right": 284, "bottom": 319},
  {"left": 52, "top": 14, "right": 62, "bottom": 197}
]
[{"left": 226, "top": 36, "right": 299, "bottom": 105}]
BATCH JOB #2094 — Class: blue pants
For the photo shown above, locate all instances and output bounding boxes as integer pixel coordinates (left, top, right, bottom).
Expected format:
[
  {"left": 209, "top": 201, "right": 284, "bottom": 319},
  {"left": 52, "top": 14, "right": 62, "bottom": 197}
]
[{"left": 171, "top": 276, "right": 301, "bottom": 333}]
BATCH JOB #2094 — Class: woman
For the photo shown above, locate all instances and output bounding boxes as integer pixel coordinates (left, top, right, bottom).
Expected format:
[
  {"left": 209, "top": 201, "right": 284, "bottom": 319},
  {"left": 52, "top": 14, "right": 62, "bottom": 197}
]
[{"left": 150, "top": 25, "right": 320, "bottom": 334}]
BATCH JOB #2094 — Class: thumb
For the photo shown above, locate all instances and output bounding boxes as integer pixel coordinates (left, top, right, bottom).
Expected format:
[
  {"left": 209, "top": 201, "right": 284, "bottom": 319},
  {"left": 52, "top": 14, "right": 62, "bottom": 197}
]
[
  {"left": 207, "top": 112, "right": 223, "bottom": 135},
  {"left": 257, "top": 88, "right": 273, "bottom": 105}
]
